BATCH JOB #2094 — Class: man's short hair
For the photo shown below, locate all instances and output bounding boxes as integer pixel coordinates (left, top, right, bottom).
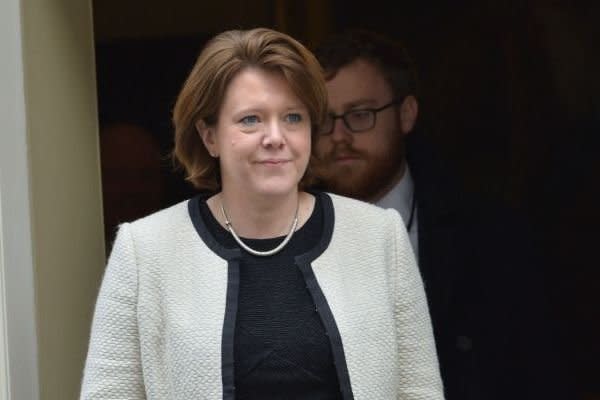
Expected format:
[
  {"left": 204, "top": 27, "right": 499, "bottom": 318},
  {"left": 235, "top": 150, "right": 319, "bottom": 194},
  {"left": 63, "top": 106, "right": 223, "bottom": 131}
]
[{"left": 314, "top": 29, "right": 418, "bottom": 100}]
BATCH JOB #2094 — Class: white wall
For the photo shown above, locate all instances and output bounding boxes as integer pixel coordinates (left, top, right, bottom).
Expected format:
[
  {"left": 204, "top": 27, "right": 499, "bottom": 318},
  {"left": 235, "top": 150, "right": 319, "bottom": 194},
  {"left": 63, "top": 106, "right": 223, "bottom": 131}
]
[
  {"left": 1, "top": 0, "right": 105, "bottom": 399},
  {"left": 0, "top": 195, "right": 14, "bottom": 400},
  {"left": 0, "top": 0, "right": 40, "bottom": 398}
]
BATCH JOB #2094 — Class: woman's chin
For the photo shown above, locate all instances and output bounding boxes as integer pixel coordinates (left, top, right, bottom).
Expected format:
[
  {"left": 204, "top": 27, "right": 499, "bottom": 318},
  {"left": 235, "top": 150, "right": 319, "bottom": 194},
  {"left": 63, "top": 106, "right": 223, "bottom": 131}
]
[{"left": 252, "top": 180, "right": 300, "bottom": 198}]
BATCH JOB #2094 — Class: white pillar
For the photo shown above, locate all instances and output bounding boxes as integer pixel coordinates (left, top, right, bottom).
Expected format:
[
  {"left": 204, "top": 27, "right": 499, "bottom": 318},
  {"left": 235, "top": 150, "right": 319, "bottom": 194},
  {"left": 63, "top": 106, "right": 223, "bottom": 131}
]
[
  {"left": 0, "top": 0, "right": 105, "bottom": 399},
  {"left": 0, "top": 0, "right": 40, "bottom": 397}
]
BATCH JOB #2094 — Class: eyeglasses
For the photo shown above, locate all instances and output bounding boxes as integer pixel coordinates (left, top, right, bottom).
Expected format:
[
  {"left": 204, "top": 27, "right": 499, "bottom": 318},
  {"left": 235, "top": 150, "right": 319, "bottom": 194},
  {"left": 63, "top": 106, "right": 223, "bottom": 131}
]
[{"left": 318, "top": 100, "right": 400, "bottom": 136}]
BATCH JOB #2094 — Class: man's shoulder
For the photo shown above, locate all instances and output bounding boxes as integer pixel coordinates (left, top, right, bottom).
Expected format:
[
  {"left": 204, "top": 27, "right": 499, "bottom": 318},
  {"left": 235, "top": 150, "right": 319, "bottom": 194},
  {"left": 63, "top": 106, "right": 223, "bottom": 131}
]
[{"left": 407, "top": 132, "right": 464, "bottom": 205}]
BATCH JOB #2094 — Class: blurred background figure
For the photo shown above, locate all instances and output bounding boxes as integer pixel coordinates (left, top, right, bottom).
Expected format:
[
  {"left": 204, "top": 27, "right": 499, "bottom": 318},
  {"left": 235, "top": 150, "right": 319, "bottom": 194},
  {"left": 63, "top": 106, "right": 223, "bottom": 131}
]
[{"left": 99, "top": 122, "right": 165, "bottom": 253}]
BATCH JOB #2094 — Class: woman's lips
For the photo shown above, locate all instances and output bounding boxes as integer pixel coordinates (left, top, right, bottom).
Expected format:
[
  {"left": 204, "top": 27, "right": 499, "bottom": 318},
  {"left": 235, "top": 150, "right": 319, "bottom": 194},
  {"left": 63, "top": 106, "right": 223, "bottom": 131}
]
[{"left": 257, "top": 159, "right": 291, "bottom": 165}]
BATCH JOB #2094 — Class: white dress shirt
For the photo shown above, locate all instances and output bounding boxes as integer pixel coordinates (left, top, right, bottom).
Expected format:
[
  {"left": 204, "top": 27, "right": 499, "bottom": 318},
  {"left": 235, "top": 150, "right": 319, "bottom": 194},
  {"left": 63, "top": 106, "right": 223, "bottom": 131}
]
[{"left": 376, "top": 166, "right": 419, "bottom": 260}]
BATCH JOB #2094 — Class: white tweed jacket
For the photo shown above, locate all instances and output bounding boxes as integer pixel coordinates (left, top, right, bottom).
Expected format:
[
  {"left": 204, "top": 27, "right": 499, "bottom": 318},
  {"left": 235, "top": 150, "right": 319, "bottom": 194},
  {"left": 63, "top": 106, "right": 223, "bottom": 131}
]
[{"left": 80, "top": 192, "right": 444, "bottom": 399}]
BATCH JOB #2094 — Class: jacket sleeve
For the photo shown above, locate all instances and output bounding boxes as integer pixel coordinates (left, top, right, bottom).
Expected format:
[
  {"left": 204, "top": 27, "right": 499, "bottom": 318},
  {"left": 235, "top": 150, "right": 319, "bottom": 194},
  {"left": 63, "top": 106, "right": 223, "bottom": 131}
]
[
  {"left": 80, "top": 223, "right": 146, "bottom": 399},
  {"left": 387, "top": 209, "right": 445, "bottom": 399}
]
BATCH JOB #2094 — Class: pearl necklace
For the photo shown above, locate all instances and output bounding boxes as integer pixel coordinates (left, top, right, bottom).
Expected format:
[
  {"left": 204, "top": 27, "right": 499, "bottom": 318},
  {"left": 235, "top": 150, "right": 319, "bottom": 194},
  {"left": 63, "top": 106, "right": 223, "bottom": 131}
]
[{"left": 220, "top": 200, "right": 299, "bottom": 257}]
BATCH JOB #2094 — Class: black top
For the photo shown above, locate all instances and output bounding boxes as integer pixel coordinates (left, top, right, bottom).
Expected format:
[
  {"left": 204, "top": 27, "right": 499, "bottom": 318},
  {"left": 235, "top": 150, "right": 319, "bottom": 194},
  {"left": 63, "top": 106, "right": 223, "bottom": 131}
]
[{"left": 198, "top": 195, "right": 343, "bottom": 400}]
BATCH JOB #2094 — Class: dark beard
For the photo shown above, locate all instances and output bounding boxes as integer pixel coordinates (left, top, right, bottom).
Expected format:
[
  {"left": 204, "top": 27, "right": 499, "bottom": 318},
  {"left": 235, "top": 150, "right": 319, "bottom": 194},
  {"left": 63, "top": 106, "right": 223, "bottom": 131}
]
[{"left": 317, "top": 143, "right": 405, "bottom": 202}]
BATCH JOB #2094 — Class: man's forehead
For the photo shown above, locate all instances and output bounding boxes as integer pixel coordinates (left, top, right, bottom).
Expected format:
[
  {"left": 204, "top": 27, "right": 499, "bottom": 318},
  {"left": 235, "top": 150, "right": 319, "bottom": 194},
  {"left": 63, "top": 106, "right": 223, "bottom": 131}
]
[
  {"left": 325, "top": 63, "right": 391, "bottom": 111},
  {"left": 329, "top": 98, "right": 379, "bottom": 112}
]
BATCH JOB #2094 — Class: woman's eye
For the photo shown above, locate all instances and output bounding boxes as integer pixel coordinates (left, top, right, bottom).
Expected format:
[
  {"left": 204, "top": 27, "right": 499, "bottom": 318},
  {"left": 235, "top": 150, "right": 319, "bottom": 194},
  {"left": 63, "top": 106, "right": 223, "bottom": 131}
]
[
  {"left": 240, "top": 115, "right": 259, "bottom": 126},
  {"left": 285, "top": 113, "right": 303, "bottom": 124}
]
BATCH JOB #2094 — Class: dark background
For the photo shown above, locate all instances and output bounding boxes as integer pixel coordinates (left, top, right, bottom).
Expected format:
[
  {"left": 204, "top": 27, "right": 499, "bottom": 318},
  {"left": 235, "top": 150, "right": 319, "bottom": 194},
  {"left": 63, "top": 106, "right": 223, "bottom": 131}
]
[{"left": 93, "top": 1, "right": 599, "bottom": 398}]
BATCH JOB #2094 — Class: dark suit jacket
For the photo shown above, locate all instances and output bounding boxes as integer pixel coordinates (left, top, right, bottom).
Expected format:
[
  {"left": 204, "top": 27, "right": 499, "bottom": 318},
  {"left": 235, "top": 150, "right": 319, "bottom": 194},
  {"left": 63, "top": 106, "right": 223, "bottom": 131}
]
[{"left": 406, "top": 132, "right": 573, "bottom": 400}]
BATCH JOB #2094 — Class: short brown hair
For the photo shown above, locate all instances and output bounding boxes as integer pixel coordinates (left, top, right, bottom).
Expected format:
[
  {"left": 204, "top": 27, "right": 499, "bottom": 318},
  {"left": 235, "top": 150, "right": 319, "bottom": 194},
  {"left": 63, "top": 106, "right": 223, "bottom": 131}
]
[
  {"left": 172, "top": 28, "right": 327, "bottom": 191},
  {"left": 314, "top": 29, "right": 418, "bottom": 100}
]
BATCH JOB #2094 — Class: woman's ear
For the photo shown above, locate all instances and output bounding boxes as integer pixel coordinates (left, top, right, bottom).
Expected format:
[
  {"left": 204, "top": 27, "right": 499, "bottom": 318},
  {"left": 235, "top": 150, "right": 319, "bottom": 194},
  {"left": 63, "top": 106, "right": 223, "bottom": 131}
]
[
  {"left": 196, "top": 120, "right": 218, "bottom": 157},
  {"left": 398, "top": 95, "right": 419, "bottom": 136}
]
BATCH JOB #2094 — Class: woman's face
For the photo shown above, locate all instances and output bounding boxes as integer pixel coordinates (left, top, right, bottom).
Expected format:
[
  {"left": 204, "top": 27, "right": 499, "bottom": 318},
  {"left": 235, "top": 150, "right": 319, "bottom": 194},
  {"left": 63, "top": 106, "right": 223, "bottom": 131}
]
[{"left": 200, "top": 67, "right": 311, "bottom": 198}]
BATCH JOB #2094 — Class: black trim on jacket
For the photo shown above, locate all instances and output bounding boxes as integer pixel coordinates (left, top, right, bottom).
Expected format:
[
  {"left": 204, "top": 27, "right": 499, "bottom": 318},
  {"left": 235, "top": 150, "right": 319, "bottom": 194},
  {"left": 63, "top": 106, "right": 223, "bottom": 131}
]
[{"left": 187, "top": 192, "right": 354, "bottom": 400}]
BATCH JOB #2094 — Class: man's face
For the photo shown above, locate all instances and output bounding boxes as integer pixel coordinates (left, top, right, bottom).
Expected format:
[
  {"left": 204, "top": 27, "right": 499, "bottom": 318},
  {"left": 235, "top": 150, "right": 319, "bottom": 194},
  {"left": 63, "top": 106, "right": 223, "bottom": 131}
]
[{"left": 314, "top": 59, "right": 410, "bottom": 202}]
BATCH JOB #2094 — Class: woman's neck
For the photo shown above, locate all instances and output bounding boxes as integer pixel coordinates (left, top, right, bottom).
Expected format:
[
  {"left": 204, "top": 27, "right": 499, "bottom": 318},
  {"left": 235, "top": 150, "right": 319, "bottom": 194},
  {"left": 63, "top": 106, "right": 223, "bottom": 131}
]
[{"left": 208, "top": 190, "right": 309, "bottom": 239}]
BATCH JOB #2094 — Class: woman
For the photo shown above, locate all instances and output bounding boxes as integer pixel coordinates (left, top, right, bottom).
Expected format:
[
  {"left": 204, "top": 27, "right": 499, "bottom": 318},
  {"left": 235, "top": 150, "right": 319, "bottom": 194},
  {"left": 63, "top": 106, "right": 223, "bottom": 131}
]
[{"left": 81, "top": 28, "right": 444, "bottom": 400}]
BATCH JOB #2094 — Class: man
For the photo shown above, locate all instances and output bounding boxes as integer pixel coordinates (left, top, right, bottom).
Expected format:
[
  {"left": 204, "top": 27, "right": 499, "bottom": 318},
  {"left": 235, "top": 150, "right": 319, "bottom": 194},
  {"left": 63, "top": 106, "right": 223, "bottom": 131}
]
[
  {"left": 313, "top": 29, "right": 571, "bottom": 400},
  {"left": 313, "top": 30, "right": 420, "bottom": 257}
]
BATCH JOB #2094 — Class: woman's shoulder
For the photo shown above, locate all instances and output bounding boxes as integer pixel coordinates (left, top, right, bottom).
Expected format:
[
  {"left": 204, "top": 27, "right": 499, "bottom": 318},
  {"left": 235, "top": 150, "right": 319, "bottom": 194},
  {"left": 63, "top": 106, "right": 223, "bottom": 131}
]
[
  {"left": 110, "top": 197, "right": 207, "bottom": 262},
  {"left": 326, "top": 192, "right": 399, "bottom": 217},
  {"left": 126, "top": 197, "right": 193, "bottom": 237},
  {"left": 325, "top": 192, "right": 402, "bottom": 231}
]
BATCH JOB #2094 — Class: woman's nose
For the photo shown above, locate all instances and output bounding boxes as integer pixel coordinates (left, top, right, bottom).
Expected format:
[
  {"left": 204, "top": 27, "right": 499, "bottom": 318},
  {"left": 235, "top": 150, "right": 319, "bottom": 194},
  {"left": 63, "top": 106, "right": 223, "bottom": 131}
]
[{"left": 262, "top": 121, "right": 285, "bottom": 147}]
